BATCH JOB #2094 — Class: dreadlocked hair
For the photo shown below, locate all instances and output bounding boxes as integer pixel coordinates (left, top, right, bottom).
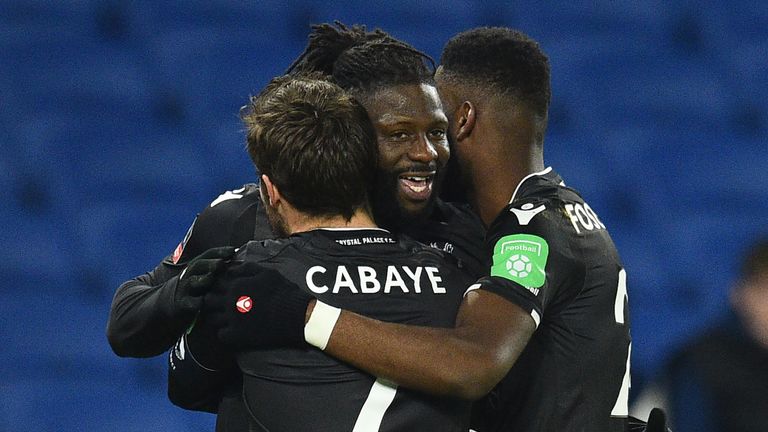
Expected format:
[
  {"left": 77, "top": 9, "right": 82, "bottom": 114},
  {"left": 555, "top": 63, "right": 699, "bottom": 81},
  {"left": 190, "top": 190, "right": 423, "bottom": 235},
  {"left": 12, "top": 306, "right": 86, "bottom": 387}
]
[{"left": 287, "top": 21, "right": 436, "bottom": 94}]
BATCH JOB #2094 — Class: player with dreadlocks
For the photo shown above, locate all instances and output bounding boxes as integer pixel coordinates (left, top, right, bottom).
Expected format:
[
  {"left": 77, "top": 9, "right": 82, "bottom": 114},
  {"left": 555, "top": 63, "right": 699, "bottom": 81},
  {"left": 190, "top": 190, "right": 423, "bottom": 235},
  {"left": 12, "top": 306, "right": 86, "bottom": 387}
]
[
  {"left": 202, "top": 27, "right": 639, "bottom": 432},
  {"left": 107, "top": 22, "right": 484, "bottom": 431},
  {"left": 286, "top": 22, "right": 483, "bottom": 239}
]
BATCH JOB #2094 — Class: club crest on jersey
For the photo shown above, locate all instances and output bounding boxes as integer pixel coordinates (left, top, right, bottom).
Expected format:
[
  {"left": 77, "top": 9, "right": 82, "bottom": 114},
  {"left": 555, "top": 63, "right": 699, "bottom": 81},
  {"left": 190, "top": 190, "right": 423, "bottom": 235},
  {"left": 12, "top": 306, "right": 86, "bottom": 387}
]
[
  {"left": 491, "top": 234, "right": 549, "bottom": 291},
  {"left": 172, "top": 220, "right": 196, "bottom": 264}
]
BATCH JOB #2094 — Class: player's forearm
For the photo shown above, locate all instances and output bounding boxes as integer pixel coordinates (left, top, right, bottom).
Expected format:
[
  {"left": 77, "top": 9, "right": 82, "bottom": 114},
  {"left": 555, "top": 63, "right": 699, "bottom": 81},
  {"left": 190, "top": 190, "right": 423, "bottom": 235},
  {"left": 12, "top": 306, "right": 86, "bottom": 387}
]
[
  {"left": 308, "top": 291, "right": 535, "bottom": 399},
  {"left": 313, "top": 296, "right": 521, "bottom": 400},
  {"left": 327, "top": 317, "right": 495, "bottom": 398},
  {"left": 107, "top": 275, "right": 193, "bottom": 357}
]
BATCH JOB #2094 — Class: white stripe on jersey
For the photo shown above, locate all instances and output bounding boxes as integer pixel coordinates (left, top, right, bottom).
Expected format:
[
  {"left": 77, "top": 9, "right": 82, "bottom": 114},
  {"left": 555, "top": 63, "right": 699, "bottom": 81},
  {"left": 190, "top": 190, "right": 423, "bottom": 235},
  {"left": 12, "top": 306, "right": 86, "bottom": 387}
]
[{"left": 352, "top": 378, "right": 398, "bottom": 432}]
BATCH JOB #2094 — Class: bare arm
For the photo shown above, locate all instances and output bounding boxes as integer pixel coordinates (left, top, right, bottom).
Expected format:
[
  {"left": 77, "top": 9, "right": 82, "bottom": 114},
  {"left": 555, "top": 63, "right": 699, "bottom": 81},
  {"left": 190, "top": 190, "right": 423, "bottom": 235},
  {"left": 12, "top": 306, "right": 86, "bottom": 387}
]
[{"left": 314, "top": 289, "right": 536, "bottom": 400}]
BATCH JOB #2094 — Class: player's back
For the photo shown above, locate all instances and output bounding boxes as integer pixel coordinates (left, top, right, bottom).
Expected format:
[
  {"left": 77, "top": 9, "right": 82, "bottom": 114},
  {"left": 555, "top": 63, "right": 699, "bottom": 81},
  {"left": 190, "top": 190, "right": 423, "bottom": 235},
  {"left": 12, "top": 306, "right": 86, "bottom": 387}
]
[
  {"left": 236, "top": 228, "right": 473, "bottom": 432},
  {"left": 474, "top": 168, "right": 630, "bottom": 432}
]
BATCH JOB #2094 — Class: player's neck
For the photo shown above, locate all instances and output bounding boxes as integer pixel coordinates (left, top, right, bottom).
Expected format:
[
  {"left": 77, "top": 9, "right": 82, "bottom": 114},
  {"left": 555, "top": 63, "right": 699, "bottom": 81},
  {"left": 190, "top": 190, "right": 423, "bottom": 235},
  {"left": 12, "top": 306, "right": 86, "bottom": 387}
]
[
  {"left": 470, "top": 139, "right": 544, "bottom": 227},
  {"left": 285, "top": 207, "right": 379, "bottom": 234}
]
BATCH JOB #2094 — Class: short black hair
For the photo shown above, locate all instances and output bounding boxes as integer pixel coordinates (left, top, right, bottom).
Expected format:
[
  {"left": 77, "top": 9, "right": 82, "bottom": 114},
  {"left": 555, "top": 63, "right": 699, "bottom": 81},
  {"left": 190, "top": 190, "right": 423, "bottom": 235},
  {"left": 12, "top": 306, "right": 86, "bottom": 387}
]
[
  {"left": 241, "top": 74, "right": 377, "bottom": 220},
  {"left": 287, "top": 22, "right": 435, "bottom": 96},
  {"left": 440, "top": 27, "right": 551, "bottom": 116}
]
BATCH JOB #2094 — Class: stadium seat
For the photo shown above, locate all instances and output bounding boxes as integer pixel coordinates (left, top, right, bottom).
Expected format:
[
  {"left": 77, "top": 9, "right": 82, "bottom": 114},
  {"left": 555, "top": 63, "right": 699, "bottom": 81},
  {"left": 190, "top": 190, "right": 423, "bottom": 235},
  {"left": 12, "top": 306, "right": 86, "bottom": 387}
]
[
  {"left": 144, "top": 26, "right": 299, "bottom": 126},
  {"left": 71, "top": 200, "right": 202, "bottom": 300},
  {"left": 306, "top": 0, "right": 483, "bottom": 59},
  {"left": 0, "top": 375, "right": 215, "bottom": 432}
]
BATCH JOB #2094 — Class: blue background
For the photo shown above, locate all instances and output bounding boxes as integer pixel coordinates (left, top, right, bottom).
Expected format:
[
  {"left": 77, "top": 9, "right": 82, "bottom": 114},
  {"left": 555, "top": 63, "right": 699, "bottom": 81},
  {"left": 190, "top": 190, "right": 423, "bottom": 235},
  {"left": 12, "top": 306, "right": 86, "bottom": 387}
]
[{"left": 1, "top": 1, "right": 766, "bottom": 430}]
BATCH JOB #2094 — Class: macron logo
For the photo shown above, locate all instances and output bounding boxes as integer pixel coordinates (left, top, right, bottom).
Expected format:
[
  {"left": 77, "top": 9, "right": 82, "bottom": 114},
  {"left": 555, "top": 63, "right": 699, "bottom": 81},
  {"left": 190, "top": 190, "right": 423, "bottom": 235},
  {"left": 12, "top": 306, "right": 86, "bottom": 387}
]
[{"left": 210, "top": 189, "right": 245, "bottom": 207}]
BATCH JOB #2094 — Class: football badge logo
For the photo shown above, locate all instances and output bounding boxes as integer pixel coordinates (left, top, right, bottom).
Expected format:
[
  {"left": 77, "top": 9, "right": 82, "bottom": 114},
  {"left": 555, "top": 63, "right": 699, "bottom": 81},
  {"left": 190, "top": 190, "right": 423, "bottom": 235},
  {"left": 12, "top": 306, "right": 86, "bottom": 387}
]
[
  {"left": 172, "top": 219, "right": 197, "bottom": 264},
  {"left": 236, "top": 296, "right": 252, "bottom": 313}
]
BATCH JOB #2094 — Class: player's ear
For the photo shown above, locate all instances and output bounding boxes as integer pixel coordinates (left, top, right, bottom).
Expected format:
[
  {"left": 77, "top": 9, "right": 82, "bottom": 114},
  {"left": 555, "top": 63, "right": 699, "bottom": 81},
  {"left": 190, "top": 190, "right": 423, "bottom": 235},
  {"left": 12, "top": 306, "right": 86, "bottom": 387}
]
[
  {"left": 260, "top": 174, "right": 282, "bottom": 206},
  {"left": 455, "top": 101, "right": 476, "bottom": 141}
]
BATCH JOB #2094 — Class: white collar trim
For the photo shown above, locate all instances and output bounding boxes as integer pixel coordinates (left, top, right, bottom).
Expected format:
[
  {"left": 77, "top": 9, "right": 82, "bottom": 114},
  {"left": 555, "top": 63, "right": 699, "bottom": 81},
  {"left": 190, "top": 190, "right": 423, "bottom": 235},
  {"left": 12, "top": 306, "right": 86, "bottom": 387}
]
[
  {"left": 508, "top": 166, "right": 553, "bottom": 204},
  {"left": 316, "top": 227, "right": 390, "bottom": 233}
]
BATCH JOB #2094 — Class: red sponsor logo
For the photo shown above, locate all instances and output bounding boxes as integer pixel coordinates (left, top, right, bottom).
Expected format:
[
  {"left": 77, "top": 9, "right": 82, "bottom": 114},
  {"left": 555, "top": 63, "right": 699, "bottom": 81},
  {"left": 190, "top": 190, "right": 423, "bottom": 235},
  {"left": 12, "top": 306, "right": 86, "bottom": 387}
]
[
  {"left": 172, "top": 220, "right": 196, "bottom": 264},
  {"left": 236, "top": 296, "right": 252, "bottom": 313},
  {"left": 171, "top": 242, "right": 184, "bottom": 264}
]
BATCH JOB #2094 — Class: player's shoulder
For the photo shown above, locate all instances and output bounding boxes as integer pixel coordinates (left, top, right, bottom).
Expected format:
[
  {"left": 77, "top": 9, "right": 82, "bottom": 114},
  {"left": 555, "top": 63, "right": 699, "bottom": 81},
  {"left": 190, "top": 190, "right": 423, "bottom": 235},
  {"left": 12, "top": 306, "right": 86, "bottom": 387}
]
[
  {"left": 236, "top": 237, "right": 292, "bottom": 262},
  {"left": 198, "top": 184, "right": 261, "bottom": 219},
  {"left": 493, "top": 197, "right": 556, "bottom": 233}
]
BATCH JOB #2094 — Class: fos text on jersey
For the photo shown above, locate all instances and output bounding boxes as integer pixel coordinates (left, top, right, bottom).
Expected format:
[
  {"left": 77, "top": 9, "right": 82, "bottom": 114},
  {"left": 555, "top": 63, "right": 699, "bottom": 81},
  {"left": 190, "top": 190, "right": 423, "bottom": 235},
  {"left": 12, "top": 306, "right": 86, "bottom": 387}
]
[
  {"left": 305, "top": 265, "right": 446, "bottom": 294},
  {"left": 564, "top": 202, "right": 606, "bottom": 234}
]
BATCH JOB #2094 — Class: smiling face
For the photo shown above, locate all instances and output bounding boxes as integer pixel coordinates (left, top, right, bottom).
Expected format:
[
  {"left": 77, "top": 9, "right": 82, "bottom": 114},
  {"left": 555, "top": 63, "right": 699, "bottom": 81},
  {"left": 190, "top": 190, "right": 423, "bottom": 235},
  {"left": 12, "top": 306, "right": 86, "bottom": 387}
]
[{"left": 361, "top": 83, "right": 450, "bottom": 228}]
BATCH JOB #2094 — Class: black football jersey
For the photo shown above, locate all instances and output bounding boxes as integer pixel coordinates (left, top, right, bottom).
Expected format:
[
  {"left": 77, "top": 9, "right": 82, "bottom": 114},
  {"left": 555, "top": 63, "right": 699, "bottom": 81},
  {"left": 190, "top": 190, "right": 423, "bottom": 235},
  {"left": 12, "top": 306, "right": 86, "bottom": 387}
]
[
  {"left": 401, "top": 199, "right": 487, "bottom": 281},
  {"left": 236, "top": 229, "right": 475, "bottom": 432},
  {"left": 471, "top": 168, "right": 631, "bottom": 432},
  {"left": 155, "top": 186, "right": 484, "bottom": 431}
]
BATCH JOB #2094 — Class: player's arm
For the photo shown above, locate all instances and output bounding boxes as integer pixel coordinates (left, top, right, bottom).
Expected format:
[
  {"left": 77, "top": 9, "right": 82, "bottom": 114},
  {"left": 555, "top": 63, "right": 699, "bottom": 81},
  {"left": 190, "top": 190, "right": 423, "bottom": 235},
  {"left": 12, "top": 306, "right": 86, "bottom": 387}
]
[
  {"left": 167, "top": 318, "right": 239, "bottom": 413},
  {"left": 204, "top": 263, "right": 536, "bottom": 400},
  {"left": 107, "top": 246, "right": 235, "bottom": 357},
  {"left": 320, "top": 289, "right": 535, "bottom": 399},
  {"left": 106, "top": 187, "right": 260, "bottom": 358}
]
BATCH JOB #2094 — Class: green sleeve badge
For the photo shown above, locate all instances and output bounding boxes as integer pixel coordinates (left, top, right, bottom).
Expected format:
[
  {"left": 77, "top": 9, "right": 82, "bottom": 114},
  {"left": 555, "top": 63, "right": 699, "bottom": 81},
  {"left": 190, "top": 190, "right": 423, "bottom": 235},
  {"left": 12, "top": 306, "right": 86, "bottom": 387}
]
[{"left": 490, "top": 234, "right": 549, "bottom": 288}]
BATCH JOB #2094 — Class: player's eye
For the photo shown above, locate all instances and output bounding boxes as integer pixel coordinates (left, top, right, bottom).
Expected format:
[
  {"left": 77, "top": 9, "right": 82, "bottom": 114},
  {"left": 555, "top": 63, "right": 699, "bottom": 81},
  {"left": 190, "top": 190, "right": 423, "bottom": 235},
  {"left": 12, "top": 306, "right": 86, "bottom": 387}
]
[
  {"left": 429, "top": 129, "right": 447, "bottom": 140},
  {"left": 389, "top": 131, "right": 410, "bottom": 141}
]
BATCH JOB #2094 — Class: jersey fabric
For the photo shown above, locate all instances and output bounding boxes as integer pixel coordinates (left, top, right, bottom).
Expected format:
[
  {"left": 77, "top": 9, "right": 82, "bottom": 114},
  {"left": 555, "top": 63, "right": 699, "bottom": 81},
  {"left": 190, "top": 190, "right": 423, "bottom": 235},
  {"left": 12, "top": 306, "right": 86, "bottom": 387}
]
[
  {"left": 407, "top": 199, "right": 487, "bottom": 280},
  {"left": 235, "top": 229, "right": 475, "bottom": 432},
  {"left": 142, "top": 185, "right": 485, "bottom": 430},
  {"left": 471, "top": 167, "right": 631, "bottom": 432}
]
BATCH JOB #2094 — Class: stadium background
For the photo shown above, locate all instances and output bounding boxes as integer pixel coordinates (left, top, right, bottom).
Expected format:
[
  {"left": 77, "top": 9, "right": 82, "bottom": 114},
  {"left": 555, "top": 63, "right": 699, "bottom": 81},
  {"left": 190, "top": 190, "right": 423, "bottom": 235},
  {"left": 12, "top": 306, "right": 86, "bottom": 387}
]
[{"left": 1, "top": 1, "right": 765, "bottom": 430}]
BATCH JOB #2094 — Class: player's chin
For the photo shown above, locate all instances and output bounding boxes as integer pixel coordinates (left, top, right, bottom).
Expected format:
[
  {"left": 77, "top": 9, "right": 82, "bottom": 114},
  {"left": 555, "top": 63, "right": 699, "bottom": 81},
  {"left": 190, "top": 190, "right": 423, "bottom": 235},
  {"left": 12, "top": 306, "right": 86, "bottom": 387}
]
[{"left": 395, "top": 193, "right": 436, "bottom": 222}]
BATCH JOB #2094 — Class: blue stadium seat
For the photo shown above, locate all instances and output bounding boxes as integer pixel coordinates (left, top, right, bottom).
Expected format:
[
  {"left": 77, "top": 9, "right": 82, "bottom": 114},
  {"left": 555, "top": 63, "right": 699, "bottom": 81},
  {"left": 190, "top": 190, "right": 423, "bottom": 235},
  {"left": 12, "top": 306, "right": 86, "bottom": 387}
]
[
  {"left": 13, "top": 109, "right": 217, "bottom": 208},
  {"left": 144, "top": 26, "right": 299, "bottom": 126},
  {"left": 0, "top": 375, "right": 215, "bottom": 432},
  {"left": 202, "top": 116, "right": 262, "bottom": 193},
  {"left": 0, "top": 284, "right": 118, "bottom": 367},
  {"left": 306, "top": 0, "right": 482, "bottom": 59},
  {"left": 0, "top": 0, "right": 97, "bottom": 33},
  {"left": 0, "top": 210, "right": 79, "bottom": 289},
  {"left": 71, "top": 200, "right": 201, "bottom": 299}
]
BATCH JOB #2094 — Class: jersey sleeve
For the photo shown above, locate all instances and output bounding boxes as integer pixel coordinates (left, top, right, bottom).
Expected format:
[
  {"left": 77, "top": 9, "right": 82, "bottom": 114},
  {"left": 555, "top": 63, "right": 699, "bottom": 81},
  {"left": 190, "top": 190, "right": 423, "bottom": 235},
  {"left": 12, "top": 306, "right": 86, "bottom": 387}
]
[
  {"left": 167, "top": 323, "right": 239, "bottom": 413},
  {"left": 475, "top": 200, "right": 564, "bottom": 326},
  {"left": 107, "top": 186, "right": 268, "bottom": 358}
]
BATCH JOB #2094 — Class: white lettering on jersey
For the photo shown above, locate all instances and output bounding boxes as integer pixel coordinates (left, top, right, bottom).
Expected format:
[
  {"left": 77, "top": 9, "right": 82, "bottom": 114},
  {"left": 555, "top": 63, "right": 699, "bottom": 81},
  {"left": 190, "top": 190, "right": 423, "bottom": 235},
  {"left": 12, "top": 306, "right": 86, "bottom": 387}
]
[
  {"left": 210, "top": 188, "right": 245, "bottom": 207},
  {"left": 305, "top": 265, "right": 445, "bottom": 295},
  {"left": 384, "top": 266, "right": 408, "bottom": 293},
  {"left": 306, "top": 266, "right": 328, "bottom": 293},
  {"left": 401, "top": 266, "right": 422, "bottom": 293},
  {"left": 334, "top": 266, "right": 358, "bottom": 294},
  {"left": 425, "top": 267, "right": 446, "bottom": 293},
  {"left": 564, "top": 203, "right": 606, "bottom": 234},
  {"left": 358, "top": 266, "right": 381, "bottom": 293}
]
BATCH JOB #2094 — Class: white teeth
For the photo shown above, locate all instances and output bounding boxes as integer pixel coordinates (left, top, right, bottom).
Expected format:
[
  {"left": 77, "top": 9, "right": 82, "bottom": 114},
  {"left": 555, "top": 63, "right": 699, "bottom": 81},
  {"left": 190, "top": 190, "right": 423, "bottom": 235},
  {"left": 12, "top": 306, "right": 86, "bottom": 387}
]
[
  {"left": 410, "top": 185, "right": 427, "bottom": 192},
  {"left": 404, "top": 176, "right": 428, "bottom": 182}
]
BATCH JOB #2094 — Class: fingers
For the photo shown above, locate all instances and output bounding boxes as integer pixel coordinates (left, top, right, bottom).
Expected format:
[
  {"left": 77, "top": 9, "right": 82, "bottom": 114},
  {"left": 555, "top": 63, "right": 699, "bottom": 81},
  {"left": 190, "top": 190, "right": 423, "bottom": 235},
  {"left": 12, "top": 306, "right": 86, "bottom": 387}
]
[
  {"left": 186, "top": 272, "right": 221, "bottom": 296},
  {"left": 185, "top": 256, "right": 232, "bottom": 279}
]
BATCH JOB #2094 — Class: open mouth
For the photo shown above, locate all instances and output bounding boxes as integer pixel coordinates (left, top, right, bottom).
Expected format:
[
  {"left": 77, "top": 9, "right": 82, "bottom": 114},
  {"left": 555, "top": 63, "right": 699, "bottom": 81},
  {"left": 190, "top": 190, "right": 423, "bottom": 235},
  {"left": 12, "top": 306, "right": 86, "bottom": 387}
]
[{"left": 398, "top": 172, "right": 435, "bottom": 201}]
